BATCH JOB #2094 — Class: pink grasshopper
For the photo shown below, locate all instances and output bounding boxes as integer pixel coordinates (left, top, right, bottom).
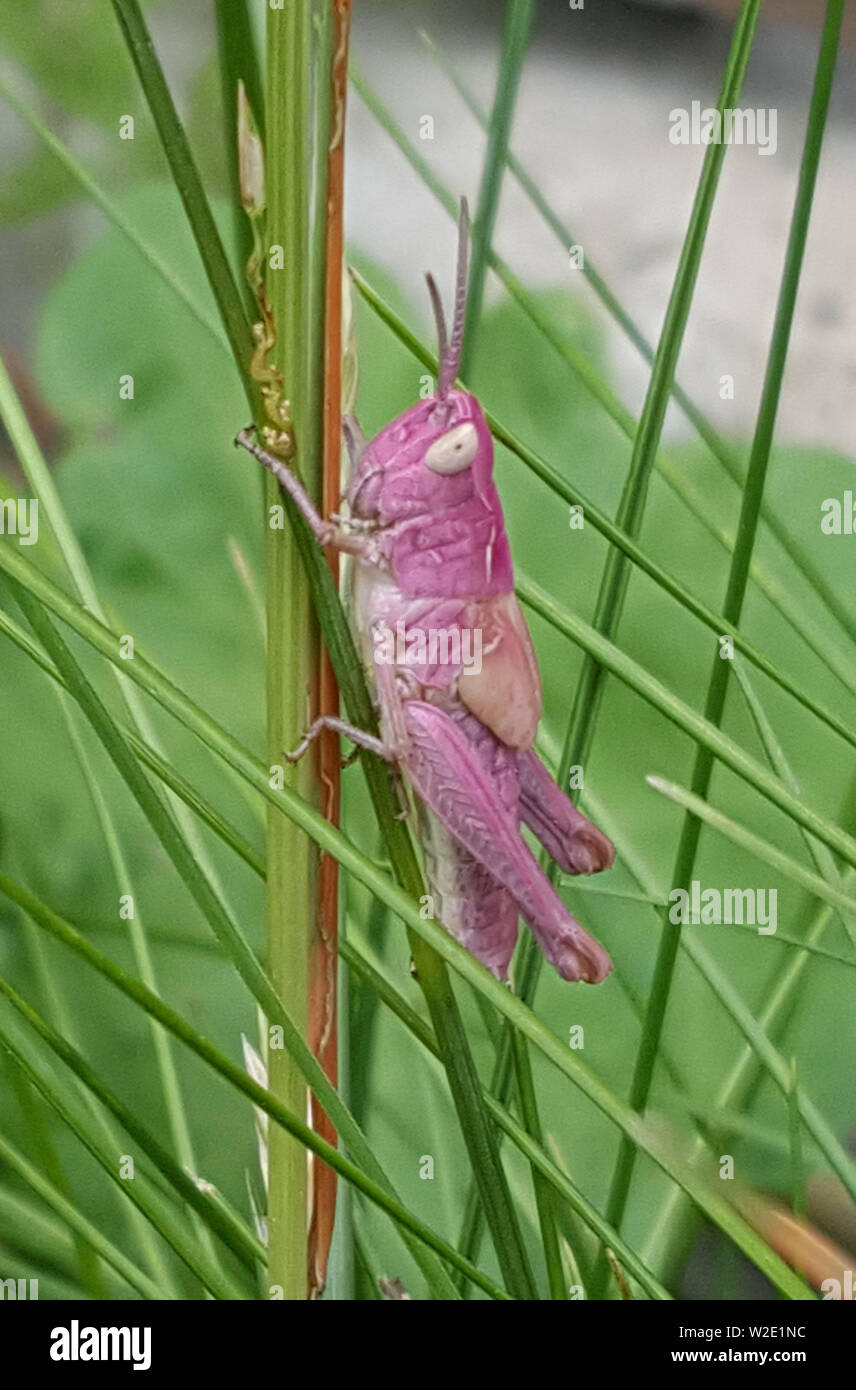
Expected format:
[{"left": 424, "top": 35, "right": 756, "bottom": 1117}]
[{"left": 237, "top": 204, "right": 615, "bottom": 984}]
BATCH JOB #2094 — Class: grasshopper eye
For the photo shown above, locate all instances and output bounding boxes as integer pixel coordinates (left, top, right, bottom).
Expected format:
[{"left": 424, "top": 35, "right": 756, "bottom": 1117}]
[{"left": 424, "top": 422, "right": 478, "bottom": 475}]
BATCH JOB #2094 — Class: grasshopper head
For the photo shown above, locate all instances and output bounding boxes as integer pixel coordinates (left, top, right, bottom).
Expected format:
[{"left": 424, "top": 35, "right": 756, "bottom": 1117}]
[
  {"left": 346, "top": 200, "right": 500, "bottom": 524},
  {"left": 345, "top": 387, "right": 497, "bottom": 523}
]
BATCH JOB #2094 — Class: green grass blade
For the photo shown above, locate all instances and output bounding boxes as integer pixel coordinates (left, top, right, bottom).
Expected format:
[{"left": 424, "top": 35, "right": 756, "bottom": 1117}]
[
  {"left": 732, "top": 659, "right": 856, "bottom": 947},
  {"left": 0, "top": 1128, "right": 167, "bottom": 1301},
  {"left": 593, "top": 0, "right": 846, "bottom": 1295},
  {"left": 109, "top": 0, "right": 255, "bottom": 403},
  {"left": 0, "top": 1010, "right": 249, "bottom": 1299},
  {"left": 58, "top": 696, "right": 219, "bottom": 1271},
  {"left": 214, "top": 0, "right": 264, "bottom": 290},
  {"left": 0, "top": 76, "right": 229, "bottom": 355},
  {"left": 0, "top": 598, "right": 265, "bottom": 878},
  {"left": 342, "top": 929, "right": 670, "bottom": 1300},
  {"left": 11, "top": 835, "right": 182, "bottom": 1297},
  {"left": 461, "top": 0, "right": 535, "bottom": 378},
  {"left": 508, "top": 1032, "right": 565, "bottom": 1299},
  {"left": 462, "top": 0, "right": 561, "bottom": 1292},
  {"left": 709, "top": 922, "right": 856, "bottom": 969},
  {"left": 419, "top": 25, "right": 856, "bottom": 664},
  {"left": 0, "top": 869, "right": 506, "bottom": 1302},
  {"left": 0, "top": 973, "right": 263, "bottom": 1274},
  {"left": 3, "top": 1049, "right": 108, "bottom": 1299},
  {"left": 645, "top": 774, "right": 856, "bottom": 930},
  {"left": 563, "top": 0, "right": 761, "bottom": 780}
]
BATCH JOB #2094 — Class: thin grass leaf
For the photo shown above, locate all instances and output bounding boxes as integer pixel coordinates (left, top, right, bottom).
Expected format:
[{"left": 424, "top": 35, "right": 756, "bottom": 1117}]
[
  {"left": 0, "top": 1129, "right": 167, "bottom": 1302},
  {"left": 563, "top": 0, "right": 762, "bottom": 782},
  {"left": 0, "top": 869, "right": 507, "bottom": 1302},
  {"left": 0, "top": 972, "right": 265, "bottom": 1272},
  {"left": 0, "top": 76, "right": 229, "bottom": 356},
  {"left": 12, "top": 862, "right": 182, "bottom": 1297},
  {"left": 0, "top": 1184, "right": 78, "bottom": 1278},
  {"left": 733, "top": 659, "right": 856, "bottom": 948},
  {"left": 58, "top": 696, "right": 219, "bottom": 1271},
  {"left": 0, "top": 1010, "right": 249, "bottom": 1300},
  {"left": 709, "top": 921, "right": 856, "bottom": 969},
  {"left": 646, "top": 774, "right": 856, "bottom": 927},
  {"left": 508, "top": 1031, "right": 566, "bottom": 1299},
  {"left": 109, "top": 0, "right": 255, "bottom": 403},
  {"left": 595, "top": 0, "right": 847, "bottom": 1294},
  {"left": 214, "top": 0, "right": 264, "bottom": 292},
  {"left": 0, "top": 598, "right": 265, "bottom": 878},
  {"left": 461, "top": 0, "right": 535, "bottom": 378},
  {"left": 3, "top": 1050, "right": 108, "bottom": 1300},
  {"left": 419, "top": 25, "right": 856, "bottom": 663},
  {"left": 462, "top": 0, "right": 562, "bottom": 1289}
]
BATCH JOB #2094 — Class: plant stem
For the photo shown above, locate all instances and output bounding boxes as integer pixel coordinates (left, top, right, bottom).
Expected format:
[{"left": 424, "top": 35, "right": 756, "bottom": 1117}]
[{"left": 264, "top": 0, "right": 320, "bottom": 1303}]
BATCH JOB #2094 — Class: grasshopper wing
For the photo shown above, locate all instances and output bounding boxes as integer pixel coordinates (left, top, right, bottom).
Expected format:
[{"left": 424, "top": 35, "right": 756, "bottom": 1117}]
[{"left": 457, "top": 593, "right": 542, "bottom": 750}]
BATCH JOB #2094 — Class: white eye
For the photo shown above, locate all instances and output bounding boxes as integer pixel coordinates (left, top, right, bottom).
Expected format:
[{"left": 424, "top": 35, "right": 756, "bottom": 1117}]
[{"left": 424, "top": 422, "right": 478, "bottom": 475}]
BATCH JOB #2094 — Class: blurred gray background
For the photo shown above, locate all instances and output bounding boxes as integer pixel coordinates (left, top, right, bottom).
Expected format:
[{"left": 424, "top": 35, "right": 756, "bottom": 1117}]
[{"left": 2, "top": 0, "right": 854, "bottom": 456}]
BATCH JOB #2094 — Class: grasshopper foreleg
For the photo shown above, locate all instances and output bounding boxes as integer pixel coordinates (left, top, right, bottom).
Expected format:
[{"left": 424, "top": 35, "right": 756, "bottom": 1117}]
[{"left": 235, "top": 428, "right": 384, "bottom": 562}]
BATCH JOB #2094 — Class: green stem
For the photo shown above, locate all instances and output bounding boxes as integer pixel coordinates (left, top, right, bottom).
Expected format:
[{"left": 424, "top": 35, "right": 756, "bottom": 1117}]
[
  {"left": 264, "top": 0, "right": 319, "bottom": 1304},
  {"left": 593, "top": 0, "right": 845, "bottom": 1297}
]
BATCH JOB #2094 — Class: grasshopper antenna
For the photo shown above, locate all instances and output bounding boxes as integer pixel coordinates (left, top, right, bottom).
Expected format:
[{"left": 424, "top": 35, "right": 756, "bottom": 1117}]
[
  {"left": 439, "top": 197, "right": 470, "bottom": 398},
  {"left": 425, "top": 271, "right": 449, "bottom": 380}
]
